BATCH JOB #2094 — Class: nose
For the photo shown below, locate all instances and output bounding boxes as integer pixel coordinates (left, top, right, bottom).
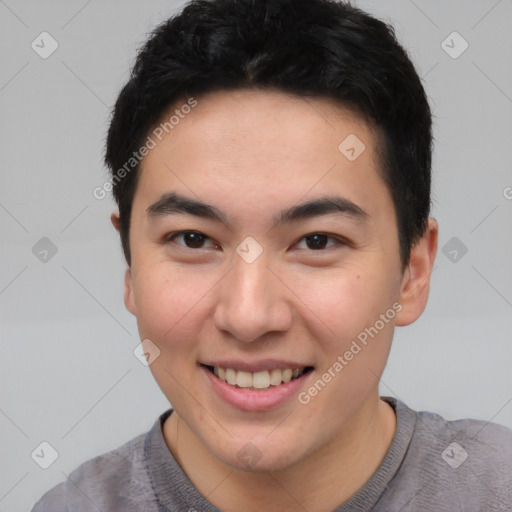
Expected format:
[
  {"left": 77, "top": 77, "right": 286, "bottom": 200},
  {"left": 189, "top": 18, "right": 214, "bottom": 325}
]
[{"left": 213, "top": 254, "right": 293, "bottom": 343}]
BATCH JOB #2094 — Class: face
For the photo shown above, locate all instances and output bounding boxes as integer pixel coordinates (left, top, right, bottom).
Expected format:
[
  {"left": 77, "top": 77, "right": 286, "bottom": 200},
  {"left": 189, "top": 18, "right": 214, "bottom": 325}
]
[{"left": 119, "top": 89, "right": 433, "bottom": 472}]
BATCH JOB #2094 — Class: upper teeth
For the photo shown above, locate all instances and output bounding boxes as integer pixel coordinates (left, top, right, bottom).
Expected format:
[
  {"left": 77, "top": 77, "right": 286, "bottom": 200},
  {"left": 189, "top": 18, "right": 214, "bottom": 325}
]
[{"left": 213, "top": 366, "right": 305, "bottom": 389}]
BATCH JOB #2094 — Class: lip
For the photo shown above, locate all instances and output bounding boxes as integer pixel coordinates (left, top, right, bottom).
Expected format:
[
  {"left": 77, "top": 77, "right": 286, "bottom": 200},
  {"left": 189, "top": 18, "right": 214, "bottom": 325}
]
[
  {"left": 199, "top": 359, "right": 310, "bottom": 373},
  {"left": 200, "top": 364, "right": 314, "bottom": 412}
]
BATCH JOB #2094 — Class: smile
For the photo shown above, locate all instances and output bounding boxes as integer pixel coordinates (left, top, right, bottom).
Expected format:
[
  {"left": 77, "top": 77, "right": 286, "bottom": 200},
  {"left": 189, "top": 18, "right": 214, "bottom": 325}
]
[
  {"left": 200, "top": 363, "right": 315, "bottom": 411},
  {"left": 204, "top": 365, "right": 314, "bottom": 390}
]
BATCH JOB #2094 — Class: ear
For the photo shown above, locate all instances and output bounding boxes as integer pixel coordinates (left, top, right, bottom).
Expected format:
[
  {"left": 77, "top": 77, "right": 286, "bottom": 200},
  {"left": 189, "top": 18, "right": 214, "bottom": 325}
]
[
  {"left": 123, "top": 267, "right": 136, "bottom": 315},
  {"left": 111, "top": 212, "right": 136, "bottom": 315},
  {"left": 111, "top": 211, "right": 121, "bottom": 232},
  {"left": 395, "top": 217, "right": 438, "bottom": 326}
]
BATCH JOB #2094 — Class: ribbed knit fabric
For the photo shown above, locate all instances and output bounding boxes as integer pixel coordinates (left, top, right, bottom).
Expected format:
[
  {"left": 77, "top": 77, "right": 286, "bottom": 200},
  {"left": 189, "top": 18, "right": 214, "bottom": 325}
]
[{"left": 32, "top": 397, "right": 512, "bottom": 512}]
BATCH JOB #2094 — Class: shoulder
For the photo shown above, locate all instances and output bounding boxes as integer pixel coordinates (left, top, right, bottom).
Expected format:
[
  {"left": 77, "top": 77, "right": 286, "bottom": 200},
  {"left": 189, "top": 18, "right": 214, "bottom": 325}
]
[
  {"left": 31, "top": 431, "right": 157, "bottom": 512},
  {"left": 382, "top": 401, "right": 512, "bottom": 511},
  {"left": 415, "top": 406, "right": 512, "bottom": 468},
  {"left": 31, "top": 481, "right": 66, "bottom": 512}
]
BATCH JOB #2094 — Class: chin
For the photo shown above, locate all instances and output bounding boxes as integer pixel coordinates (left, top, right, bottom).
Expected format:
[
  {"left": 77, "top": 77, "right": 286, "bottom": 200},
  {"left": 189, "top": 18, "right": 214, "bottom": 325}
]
[{"left": 211, "top": 437, "right": 308, "bottom": 473}]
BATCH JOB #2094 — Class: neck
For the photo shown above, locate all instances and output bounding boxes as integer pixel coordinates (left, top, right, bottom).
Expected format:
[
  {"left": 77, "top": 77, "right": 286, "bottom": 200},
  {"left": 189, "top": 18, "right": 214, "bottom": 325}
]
[{"left": 163, "top": 394, "right": 396, "bottom": 512}]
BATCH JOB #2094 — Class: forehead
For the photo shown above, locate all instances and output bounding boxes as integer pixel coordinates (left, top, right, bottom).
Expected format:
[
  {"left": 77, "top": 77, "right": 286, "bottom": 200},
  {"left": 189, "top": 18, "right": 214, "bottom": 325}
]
[
  {"left": 134, "top": 89, "right": 389, "bottom": 220},
  {"left": 153, "top": 89, "right": 376, "bottom": 161}
]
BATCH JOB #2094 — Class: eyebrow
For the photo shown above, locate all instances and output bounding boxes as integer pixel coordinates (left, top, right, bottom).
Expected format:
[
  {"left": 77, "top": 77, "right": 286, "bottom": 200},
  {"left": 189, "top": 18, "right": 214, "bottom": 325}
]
[{"left": 146, "top": 192, "right": 368, "bottom": 228}]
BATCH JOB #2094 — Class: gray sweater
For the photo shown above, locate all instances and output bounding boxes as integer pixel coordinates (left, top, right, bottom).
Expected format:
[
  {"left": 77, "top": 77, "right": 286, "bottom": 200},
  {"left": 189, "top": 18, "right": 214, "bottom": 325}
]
[{"left": 31, "top": 397, "right": 512, "bottom": 511}]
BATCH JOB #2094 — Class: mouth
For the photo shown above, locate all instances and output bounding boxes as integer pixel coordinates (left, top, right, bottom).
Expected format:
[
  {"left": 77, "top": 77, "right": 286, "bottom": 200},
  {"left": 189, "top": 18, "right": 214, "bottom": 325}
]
[{"left": 201, "top": 364, "right": 314, "bottom": 391}]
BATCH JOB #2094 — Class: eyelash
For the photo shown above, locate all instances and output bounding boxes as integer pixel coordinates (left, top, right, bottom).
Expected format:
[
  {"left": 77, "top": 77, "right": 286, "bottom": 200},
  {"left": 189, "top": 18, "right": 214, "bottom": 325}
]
[{"left": 164, "top": 230, "right": 347, "bottom": 252}]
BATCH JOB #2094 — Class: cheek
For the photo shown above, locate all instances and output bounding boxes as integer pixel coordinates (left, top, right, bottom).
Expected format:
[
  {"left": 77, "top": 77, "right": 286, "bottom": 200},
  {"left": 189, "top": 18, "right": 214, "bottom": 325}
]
[
  {"left": 294, "top": 265, "right": 395, "bottom": 344},
  {"left": 132, "top": 266, "right": 214, "bottom": 399},
  {"left": 296, "top": 270, "right": 396, "bottom": 415},
  {"left": 330, "top": 275, "right": 396, "bottom": 380},
  {"left": 132, "top": 264, "right": 215, "bottom": 343}
]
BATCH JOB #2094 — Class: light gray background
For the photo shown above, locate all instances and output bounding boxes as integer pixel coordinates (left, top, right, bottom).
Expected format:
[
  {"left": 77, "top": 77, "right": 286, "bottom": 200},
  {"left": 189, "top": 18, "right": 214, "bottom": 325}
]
[{"left": 1, "top": 1, "right": 511, "bottom": 510}]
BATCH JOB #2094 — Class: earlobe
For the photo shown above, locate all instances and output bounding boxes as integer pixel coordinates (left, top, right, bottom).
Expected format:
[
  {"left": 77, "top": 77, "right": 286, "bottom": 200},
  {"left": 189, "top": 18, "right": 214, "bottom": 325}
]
[
  {"left": 395, "top": 218, "right": 438, "bottom": 326},
  {"left": 124, "top": 268, "right": 137, "bottom": 316}
]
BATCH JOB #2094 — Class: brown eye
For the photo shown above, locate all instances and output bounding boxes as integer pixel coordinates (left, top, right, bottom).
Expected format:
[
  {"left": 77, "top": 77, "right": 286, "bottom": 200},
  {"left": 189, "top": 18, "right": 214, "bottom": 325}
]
[
  {"left": 306, "top": 234, "right": 328, "bottom": 250},
  {"left": 183, "top": 232, "right": 206, "bottom": 248},
  {"left": 167, "top": 231, "right": 216, "bottom": 249},
  {"left": 296, "top": 233, "right": 339, "bottom": 250}
]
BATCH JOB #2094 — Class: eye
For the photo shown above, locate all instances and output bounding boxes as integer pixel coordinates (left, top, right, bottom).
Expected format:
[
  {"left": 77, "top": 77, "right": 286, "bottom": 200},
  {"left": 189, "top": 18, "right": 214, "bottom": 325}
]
[
  {"left": 166, "top": 230, "right": 218, "bottom": 249},
  {"left": 295, "top": 233, "right": 342, "bottom": 250}
]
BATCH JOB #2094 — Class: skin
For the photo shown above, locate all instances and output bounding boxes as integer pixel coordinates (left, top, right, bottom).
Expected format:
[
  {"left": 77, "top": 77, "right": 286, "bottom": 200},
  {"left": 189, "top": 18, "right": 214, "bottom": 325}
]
[{"left": 111, "top": 89, "right": 438, "bottom": 511}]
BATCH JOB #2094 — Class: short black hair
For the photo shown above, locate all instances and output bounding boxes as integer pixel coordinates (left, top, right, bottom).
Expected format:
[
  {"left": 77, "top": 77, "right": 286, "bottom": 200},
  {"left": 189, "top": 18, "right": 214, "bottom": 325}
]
[{"left": 105, "top": 0, "right": 433, "bottom": 268}]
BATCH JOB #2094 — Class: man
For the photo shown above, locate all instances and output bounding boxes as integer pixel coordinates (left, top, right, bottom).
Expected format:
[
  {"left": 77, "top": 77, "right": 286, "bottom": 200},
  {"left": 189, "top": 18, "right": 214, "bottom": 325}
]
[{"left": 32, "top": 0, "right": 512, "bottom": 510}]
